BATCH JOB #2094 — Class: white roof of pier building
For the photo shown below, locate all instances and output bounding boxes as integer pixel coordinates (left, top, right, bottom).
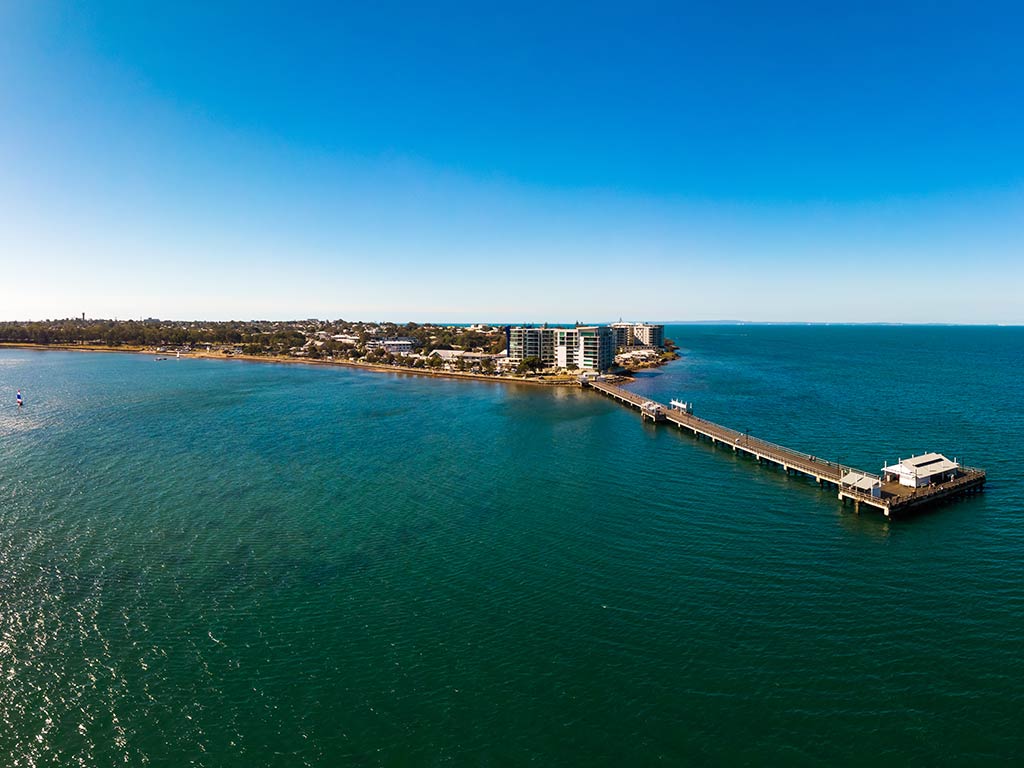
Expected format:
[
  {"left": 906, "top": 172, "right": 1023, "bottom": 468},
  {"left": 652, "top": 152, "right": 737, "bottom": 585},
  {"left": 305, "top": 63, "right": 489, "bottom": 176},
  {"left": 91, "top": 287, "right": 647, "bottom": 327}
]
[{"left": 882, "top": 453, "right": 959, "bottom": 478}]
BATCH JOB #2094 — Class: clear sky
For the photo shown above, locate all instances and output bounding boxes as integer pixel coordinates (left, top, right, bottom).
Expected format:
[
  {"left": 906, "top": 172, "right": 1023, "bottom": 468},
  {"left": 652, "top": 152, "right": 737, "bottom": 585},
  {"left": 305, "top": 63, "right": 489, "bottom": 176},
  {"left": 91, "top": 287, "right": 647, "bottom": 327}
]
[{"left": 2, "top": 1, "right": 1021, "bottom": 323}]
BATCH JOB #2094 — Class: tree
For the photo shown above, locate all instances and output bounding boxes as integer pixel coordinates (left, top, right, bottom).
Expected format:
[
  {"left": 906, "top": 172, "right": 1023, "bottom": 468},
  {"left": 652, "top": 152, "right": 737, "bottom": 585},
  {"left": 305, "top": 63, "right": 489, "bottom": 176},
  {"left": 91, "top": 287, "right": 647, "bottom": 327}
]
[{"left": 517, "top": 356, "right": 542, "bottom": 374}]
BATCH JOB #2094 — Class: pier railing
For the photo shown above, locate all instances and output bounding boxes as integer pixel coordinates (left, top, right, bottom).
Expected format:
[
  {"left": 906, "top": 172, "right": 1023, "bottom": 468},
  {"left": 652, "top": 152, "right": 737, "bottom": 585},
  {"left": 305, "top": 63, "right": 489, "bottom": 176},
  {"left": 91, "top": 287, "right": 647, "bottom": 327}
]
[
  {"left": 673, "top": 410, "right": 859, "bottom": 480},
  {"left": 588, "top": 379, "right": 868, "bottom": 483},
  {"left": 891, "top": 467, "right": 986, "bottom": 505}
]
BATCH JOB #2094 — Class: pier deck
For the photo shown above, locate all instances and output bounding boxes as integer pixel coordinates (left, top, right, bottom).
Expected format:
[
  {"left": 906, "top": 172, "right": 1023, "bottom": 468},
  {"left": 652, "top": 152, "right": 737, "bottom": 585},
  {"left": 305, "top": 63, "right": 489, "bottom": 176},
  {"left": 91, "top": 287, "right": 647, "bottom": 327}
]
[{"left": 584, "top": 379, "right": 985, "bottom": 517}]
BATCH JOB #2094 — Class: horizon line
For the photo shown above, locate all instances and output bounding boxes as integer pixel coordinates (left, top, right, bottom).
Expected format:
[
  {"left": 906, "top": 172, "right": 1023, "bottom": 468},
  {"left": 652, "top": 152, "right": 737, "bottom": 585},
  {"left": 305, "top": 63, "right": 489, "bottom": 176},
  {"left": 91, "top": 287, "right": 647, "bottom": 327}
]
[{"left": 1, "top": 317, "right": 1021, "bottom": 328}]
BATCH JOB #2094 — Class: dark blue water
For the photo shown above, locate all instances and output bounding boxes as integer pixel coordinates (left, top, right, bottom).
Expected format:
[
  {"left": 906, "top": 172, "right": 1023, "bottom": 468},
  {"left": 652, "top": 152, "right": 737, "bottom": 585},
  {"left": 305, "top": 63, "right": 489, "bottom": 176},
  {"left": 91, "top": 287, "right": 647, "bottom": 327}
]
[{"left": 1, "top": 326, "right": 1022, "bottom": 765}]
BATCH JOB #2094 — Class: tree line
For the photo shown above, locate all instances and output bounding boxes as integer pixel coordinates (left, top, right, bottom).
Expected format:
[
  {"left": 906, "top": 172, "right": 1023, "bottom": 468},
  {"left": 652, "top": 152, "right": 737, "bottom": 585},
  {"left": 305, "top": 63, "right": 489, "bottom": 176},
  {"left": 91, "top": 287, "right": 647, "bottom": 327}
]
[
  {"left": 0, "top": 319, "right": 509, "bottom": 356},
  {"left": 0, "top": 319, "right": 267, "bottom": 347}
]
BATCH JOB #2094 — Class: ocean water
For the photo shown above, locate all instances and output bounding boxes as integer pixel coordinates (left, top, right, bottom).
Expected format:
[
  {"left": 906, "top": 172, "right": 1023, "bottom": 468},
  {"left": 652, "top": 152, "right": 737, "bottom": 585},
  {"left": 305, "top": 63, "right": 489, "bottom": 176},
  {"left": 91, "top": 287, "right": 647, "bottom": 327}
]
[{"left": 1, "top": 326, "right": 1022, "bottom": 766}]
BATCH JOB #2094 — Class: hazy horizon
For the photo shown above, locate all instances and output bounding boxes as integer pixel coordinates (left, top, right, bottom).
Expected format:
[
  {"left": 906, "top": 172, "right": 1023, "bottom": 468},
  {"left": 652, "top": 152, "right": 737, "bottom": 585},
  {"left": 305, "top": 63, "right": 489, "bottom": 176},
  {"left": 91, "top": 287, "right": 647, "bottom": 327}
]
[{"left": 2, "top": 316, "right": 1021, "bottom": 328}]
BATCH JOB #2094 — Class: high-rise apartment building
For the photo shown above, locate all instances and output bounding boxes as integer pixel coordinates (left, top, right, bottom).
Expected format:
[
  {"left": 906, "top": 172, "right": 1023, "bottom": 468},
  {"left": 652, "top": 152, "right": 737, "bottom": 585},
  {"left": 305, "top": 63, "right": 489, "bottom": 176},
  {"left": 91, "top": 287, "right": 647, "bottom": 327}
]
[
  {"left": 508, "top": 325, "right": 615, "bottom": 372},
  {"left": 633, "top": 323, "right": 664, "bottom": 348},
  {"left": 610, "top": 322, "right": 665, "bottom": 350},
  {"left": 575, "top": 326, "right": 615, "bottom": 371}
]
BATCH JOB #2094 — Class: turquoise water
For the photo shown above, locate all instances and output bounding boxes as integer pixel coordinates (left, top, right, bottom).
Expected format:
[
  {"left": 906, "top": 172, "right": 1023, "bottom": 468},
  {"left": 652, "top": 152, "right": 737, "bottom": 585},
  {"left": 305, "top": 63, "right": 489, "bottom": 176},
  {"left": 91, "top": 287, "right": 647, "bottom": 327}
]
[{"left": 1, "top": 326, "right": 1022, "bottom": 765}]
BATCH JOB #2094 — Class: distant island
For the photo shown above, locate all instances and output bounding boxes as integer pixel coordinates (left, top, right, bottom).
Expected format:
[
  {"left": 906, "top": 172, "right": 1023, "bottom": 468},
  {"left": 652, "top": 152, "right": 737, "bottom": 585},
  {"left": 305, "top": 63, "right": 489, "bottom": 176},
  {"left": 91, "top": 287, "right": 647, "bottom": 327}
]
[{"left": 0, "top": 318, "right": 679, "bottom": 383}]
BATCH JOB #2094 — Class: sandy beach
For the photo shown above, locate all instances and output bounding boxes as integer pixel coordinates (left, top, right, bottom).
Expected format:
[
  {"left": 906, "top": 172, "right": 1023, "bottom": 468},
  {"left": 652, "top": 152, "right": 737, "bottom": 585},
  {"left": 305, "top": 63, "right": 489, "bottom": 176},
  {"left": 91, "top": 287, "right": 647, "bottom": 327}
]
[{"left": 0, "top": 343, "right": 591, "bottom": 387}]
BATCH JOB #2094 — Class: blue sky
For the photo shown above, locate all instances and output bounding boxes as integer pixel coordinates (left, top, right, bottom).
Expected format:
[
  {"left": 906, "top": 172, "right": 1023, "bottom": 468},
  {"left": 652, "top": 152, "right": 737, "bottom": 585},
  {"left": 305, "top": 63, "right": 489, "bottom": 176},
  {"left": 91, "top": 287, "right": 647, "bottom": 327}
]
[{"left": 1, "top": 1, "right": 1021, "bottom": 323}]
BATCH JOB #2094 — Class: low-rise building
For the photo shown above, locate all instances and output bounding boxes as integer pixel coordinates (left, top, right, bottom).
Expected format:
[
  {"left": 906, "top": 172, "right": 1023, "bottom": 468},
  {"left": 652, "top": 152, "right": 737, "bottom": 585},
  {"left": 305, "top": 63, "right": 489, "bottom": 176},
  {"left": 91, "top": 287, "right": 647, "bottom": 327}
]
[
  {"left": 429, "top": 349, "right": 489, "bottom": 362},
  {"left": 366, "top": 337, "right": 418, "bottom": 355},
  {"left": 882, "top": 453, "right": 960, "bottom": 488},
  {"left": 615, "top": 348, "right": 661, "bottom": 365},
  {"left": 428, "top": 349, "right": 497, "bottom": 370}
]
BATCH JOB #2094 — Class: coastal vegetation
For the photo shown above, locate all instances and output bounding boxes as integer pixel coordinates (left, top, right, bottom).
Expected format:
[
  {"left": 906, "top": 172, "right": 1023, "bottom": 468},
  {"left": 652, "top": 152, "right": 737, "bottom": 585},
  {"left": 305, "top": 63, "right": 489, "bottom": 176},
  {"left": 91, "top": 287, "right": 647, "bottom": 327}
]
[
  {"left": 0, "top": 319, "right": 504, "bottom": 354},
  {"left": 0, "top": 318, "right": 678, "bottom": 378}
]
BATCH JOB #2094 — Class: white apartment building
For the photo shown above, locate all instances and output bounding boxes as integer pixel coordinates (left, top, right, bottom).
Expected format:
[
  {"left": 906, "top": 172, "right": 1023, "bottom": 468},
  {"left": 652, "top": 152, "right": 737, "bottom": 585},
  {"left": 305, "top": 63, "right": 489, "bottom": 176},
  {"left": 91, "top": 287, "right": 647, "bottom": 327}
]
[
  {"left": 575, "top": 326, "right": 616, "bottom": 371},
  {"left": 610, "top": 322, "right": 665, "bottom": 350},
  {"left": 508, "top": 326, "right": 555, "bottom": 363},
  {"left": 508, "top": 325, "right": 615, "bottom": 372}
]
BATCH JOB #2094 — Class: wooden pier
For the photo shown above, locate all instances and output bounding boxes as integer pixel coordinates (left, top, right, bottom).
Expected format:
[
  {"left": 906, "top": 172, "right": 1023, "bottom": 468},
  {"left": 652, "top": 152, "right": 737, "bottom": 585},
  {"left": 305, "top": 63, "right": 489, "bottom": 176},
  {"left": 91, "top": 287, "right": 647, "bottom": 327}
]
[{"left": 583, "top": 379, "right": 986, "bottom": 517}]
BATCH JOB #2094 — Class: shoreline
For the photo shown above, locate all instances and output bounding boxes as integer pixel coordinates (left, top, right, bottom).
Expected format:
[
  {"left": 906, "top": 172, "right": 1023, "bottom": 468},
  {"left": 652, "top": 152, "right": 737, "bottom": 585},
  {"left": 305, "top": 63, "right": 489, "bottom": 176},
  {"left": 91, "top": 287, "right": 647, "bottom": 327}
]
[{"left": 0, "top": 342, "right": 612, "bottom": 388}]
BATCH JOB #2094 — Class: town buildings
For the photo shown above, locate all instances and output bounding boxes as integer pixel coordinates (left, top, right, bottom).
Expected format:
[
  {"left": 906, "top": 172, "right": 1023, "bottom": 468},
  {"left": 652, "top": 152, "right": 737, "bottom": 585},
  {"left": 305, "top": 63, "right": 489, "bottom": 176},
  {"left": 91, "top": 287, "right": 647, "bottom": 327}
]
[
  {"left": 576, "top": 326, "right": 617, "bottom": 371},
  {"left": 610, "top": 322, "right": 665, "bottom": 350},
  {"left": 366, "top": 337, "right": 418, "bottom": 355},
  {"left": 508, "top": 324, "right": 632, "bottom": 372},
  {"left": 508, "top": 326, "right": 555, "bottom": 364},
  {"left": 508, "top": 321, "right": 665, "bottom": 372}
]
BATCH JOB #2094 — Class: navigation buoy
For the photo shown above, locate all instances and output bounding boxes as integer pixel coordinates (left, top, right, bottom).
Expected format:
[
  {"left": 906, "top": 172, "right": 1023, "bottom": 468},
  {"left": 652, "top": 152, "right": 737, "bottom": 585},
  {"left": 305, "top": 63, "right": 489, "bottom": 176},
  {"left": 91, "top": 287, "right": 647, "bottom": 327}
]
[{"left": 16, "top": 389, "right": 23, "bottom": 407}]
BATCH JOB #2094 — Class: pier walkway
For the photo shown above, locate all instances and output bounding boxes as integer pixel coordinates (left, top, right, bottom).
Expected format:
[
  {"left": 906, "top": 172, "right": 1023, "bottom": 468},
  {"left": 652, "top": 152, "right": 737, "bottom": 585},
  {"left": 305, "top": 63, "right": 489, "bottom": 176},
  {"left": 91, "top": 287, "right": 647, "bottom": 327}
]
[{"left": 584, "top": 378, "right": 985, "bottom": 517}]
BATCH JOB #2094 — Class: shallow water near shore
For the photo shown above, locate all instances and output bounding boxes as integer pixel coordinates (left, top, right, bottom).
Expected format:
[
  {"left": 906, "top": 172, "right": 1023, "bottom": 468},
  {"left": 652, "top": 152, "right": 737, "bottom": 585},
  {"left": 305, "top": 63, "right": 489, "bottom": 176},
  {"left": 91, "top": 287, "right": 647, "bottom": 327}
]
[{"left": 1, "top": 325, "right": 1022, "bottom": 765}]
